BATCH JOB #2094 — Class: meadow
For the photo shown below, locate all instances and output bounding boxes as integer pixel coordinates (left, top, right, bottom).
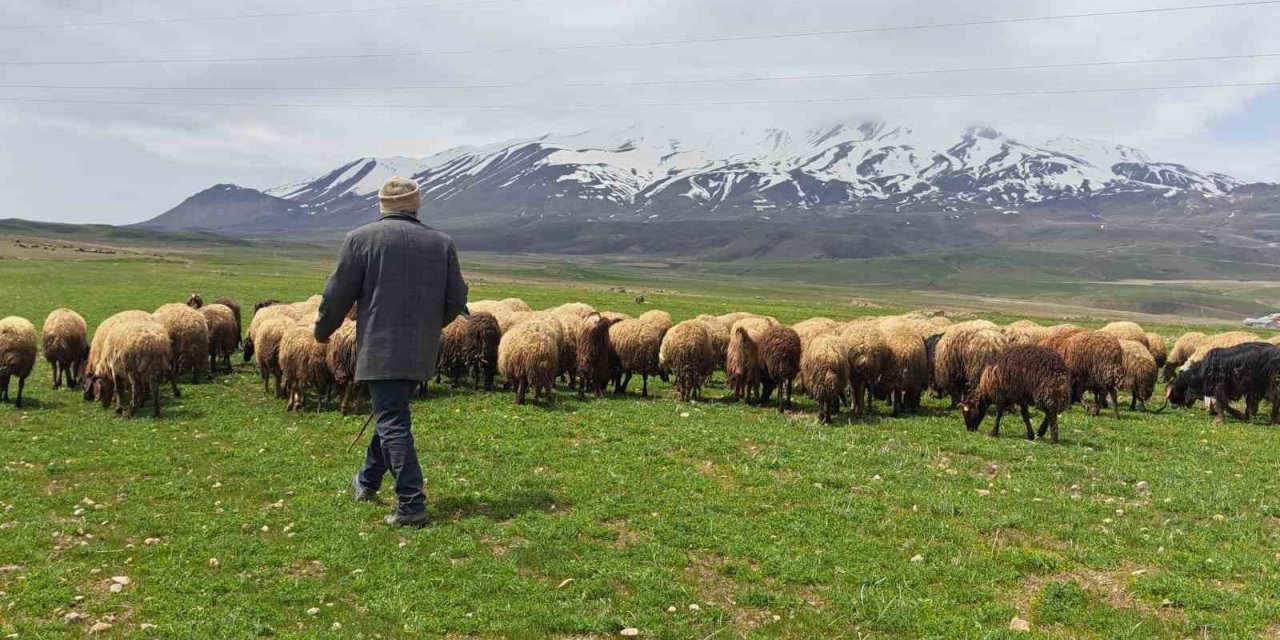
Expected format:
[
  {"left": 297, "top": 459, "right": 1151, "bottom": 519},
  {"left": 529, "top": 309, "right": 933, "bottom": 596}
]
[{"left": 1, "top": 233, "right": 1279, "bottom": 638}]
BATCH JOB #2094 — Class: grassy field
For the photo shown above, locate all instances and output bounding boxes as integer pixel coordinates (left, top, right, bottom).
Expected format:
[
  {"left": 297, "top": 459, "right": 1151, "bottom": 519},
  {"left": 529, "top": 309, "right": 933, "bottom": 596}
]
[{"left": 1, "top": 233, "right": 1280, "bottom": 638}]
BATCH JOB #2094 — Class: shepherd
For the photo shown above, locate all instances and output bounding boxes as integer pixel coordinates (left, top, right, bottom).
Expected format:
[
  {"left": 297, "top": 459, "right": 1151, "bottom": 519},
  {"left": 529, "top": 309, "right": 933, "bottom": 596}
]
[{"left": 315, "top": 176, "right": 468, "bottom": 527}]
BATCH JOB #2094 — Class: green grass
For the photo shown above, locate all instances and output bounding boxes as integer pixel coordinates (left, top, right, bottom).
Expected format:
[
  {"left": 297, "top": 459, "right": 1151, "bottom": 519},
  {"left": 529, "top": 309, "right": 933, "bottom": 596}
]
[{"left": 1, "top": 238, "right": 1279, "bottom": 638}]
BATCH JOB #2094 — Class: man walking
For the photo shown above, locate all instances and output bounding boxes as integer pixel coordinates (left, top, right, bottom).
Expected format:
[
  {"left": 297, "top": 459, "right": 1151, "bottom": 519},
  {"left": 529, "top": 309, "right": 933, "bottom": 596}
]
[{"left": 315, "top": 176, "right": 468, "bottom": 527}]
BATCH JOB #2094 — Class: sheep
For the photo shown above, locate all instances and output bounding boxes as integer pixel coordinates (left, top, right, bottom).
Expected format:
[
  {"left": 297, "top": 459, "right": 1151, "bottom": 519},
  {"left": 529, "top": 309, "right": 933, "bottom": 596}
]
[
  {"left": 659, "top": 319, "right": 715, "bottom": 402},
  {"left": 1099, "top": 321, "right": 1148, "bottom": 345},
  {"left": 251, "top": 316, "right": 293, "bottom": 398},
  {"left": 599, "top": 311, "right": 633, "bottom": 324},
  {"left": 1145, "top": 332, "right": 1168, "bottom": 370},
  {"left": 837, "top": 320, "right": 890, "bottom": 418},
  {"left": 694, "top": 314, "right": 731, "bottom": 371},
  {"left": 42, "top": 308, "right": 88, "bottom": 390},
  {"left": 928, "top": 316, "right": 953, "bottom": 328},
  {"left": 498, "top": 318, "right": 560, "bottom": 405},
  {"left": 101, "top": 318, "right": 172, "bottom": 418},
  {"left": 185, "top": 293, "right": 203, "bottom": 308},
  {"left": 435, "top": 315, "right": 472, "bottom": 387},
  {"left": 254, "top": 299, "right": 281, "bottom": 313},
  {"left": 1063, "top": 331, "right": 1124, "bottom": 418},
  {"left": 717, "top": 311, "right": 761, "bottom": 327},
  {"left": 549, "top": 302, "right": 596, "bottom": 318},
  {"left": 933, "top": 324, "right": 1008, "bottom": 407},
  {"left": 1165, "top": 331, "right": 1207, "bottom": 382},
  {"left": 0, "top": 317, "right": 38, "bottom": 408},
  {"left": 436, "top": 312, "right": 502, "bottom": 391},
  {"left": 547, "top": 312, "right": 581, "bottom": 384},
  {"left": 725, "top": 317, "right": 775, "bottom": 401},
  {"left": 153, "top": 303, "right": 210, "bottom": 384},
  {"left": 758, "top": 325, "right": 802, "bottom": 412},
  {"left": 1040, "top": 325, "right": 1090, "bottom": 359},
  {"left": 243, "top": 303, "right": 302, "bottom": 362},
  {"left": 1118, "top": 338, "right": 1157, "bottom": 411},
  {"left": 800, "top": 333, "right": 850, "bottom": 424},
  {"left": 325, "top": 320, "right": 360, "bottom": 414},
  {"left": 83, "top": 310, "right": 153, "bottom": 405},
  {"left": 960, "top": 344, "right": 1070, "bottom": 443},
  {"left": 1183, "top": 331, "right": 1261, "bottom": 369},
  {"left": 793, "top": 317, "right": 841, "bottom": 352},
  {"left": 609, "top": 319, "right": 666, "bottom": 397},
  {"left": 199, "top": 304, "right": 239, "bottom": 375},
  {"left": 499, "top": 298, "right": 532, "bottom": 312},
  {"left": 470, "top": 298, "right": 531, "bottom": 315},
  {"left": 1004, "top": 320, "right": 1048, "bottom": 345},
  {"left": 278, "top": 322, "right": 333, "bottom": 412},
  {"left": 637, "top": 309, "right": 673, "bottom": 335},
  {"left": 576, "top": 313, "right": 616, "bottom": 399},
  {"left": 1163, "top": 342, "right": 1280, "bottom": 424},
  {"left": 496, "top": 310, "right": 537, "bottom": 335},
  {"left": 878, "top": 320, "right": 930, "bottom": 416}
]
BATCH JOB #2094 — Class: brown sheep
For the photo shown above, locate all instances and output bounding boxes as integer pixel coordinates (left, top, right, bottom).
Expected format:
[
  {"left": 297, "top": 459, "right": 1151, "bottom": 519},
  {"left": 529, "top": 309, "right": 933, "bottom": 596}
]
[
  {"left": 0, "top": 317, "right": 38, "bottom": 408},
  {"left": 659, "top": 320, "right": 715, "bottom": 402},
  {"left": 1099, "top": 321, "right": 1148, "bottom": 345},
  {"left": 576, "top": 313, "right": 616, "bottom": 399},
  {"left": 154, "top": 303, "right": 210, "bottom": 384},
  {"left": 1039, "top": 324, "right": 1090, "bottom": 359},
  {"left": 185, "top": 293, "right": 203, "bottom": 308},
  {"left": 83, "top": 310, "right": 153, "bottom": 405},
  {"left": 102, "top": 318, "right": 172, "bottom": 418},
  {"left": 1118, "top": 338, "right": 1157, "bottom": 411},
  {"left": 252, "top": 316, "right": 293, "bottom": 398},
  {"left": 879, "top": 320, "right": 930, "bottom": 416},
  {"left": 1145, "top": 332, "right": 1168, "bottom": 370},
  {"left": 212, "top": 298, "right": 242, "bottom": 348},
  {"left": 609, "top": 319, "right": 666, "bottom": 397},
  {"left": 1004, "top": 320, "right": 1048, "bottom": 346},
  {"left": 758, "top": 325, "right": 802, "bottom": 412},
  {"left": 694, "top": 314, "right": 731, "bottom": 371},
  {"left": 1165, "top": 331, "right": 1207, "bottom": 382},
  {"left": 498, "top": 319, "right": 560, "bottom": 405},
  {"left": 279, "top": 322, "right": 333, "bottom": 412},
  {"left": 800, "top": 333, "right": 850, "bottom": 424},
  {"left": 933, "top": 324, "right": 1008, "bottom": 407},
  {"left": 599, "top": 311, "right": 633, "bottom": 324},
  {"left": 1063, "top": 331, "right": 1124, "bottom": 418},
  {"left": 199, "top": 304, "right": 238, "bottom": 375},
  {"left": 42, "top": 308, "right": 88, "bottom": 390},
  {"left": 462, "top": 312, "right": 501, "bottom": 391},
  {"left": 725, "top": 317, "right": 775, "bottom": 401},
  {"left": 960, "top": 344, "right": 1070, "bottom": 443},
  {"left": 793, "top": 317, "right": 841, "bottom": 352},
  {"left": 435, "top": 315, "right": 472, "bottom": 386},
  {"left": 638, "top": 309, "right": 674, "bottom": 336},
  {"left": 837, "top": 321, "right": 890, "bottom": 418},
  {"left": 326, "top": 320, "right": 360, "bottom": 414},
  {"left": 549, "top": 302, "right": 597, "bottom": 318}
]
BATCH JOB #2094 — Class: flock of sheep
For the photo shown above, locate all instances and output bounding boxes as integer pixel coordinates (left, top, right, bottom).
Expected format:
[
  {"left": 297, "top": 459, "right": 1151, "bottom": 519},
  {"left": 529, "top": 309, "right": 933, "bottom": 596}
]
[{"left": 1, "top": 294, "right": 1278, "bottom": 440}]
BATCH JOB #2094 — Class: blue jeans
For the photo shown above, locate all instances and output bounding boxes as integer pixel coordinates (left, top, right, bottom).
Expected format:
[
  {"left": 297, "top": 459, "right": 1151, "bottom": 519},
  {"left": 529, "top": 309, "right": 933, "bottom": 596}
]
[{"left": 357, "top": 380, "right": 426, "bottom": 516}]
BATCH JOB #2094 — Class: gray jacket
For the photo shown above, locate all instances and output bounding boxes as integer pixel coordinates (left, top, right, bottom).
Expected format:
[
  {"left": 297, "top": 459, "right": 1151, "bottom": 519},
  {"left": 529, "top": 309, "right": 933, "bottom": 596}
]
[{"left": 315, "top": 214, "right": 468, "bottom": 382}]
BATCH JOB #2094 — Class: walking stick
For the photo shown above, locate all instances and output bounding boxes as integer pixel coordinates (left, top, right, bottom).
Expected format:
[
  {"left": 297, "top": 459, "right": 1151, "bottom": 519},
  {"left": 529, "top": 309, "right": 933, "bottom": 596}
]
[{"left": 346, "top": 410, "right": 377, "bottom": 453}]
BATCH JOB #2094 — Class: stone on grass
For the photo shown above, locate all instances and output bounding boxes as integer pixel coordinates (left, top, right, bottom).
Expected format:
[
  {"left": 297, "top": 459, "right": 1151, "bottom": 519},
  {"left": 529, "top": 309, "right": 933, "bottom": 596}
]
[{"left": 1009, "top": 616, "right": 1031, "bottom": 632}]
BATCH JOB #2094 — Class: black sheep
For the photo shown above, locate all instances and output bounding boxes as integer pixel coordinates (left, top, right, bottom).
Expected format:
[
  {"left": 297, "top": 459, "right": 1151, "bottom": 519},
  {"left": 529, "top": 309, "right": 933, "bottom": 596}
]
[{"left": 1162, "top": 342, "right": 1280, "bottom": 424}]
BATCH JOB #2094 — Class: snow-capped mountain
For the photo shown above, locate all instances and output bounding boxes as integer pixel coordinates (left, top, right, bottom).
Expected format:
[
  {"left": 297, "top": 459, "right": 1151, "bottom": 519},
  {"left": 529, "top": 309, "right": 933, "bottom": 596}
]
[{"left": 141, "top": 120, "right": 1258, "bottom": 236}]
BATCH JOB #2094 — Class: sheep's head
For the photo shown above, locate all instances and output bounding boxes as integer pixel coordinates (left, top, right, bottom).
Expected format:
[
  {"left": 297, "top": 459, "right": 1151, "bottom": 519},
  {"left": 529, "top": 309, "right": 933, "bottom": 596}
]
[
  {"left": 186, "top": 293, "right": 204, "bottom": 309},
  {"left": 254, "top": 299, "right": 280, "bottom": 313},
  {"left": 959, "top": 395, "right": 989, "bottom": 431},
  {"left": 1165, "top": 370, "right": 1200, "bottom": 408},
  {"left": 81, "top": 373, "right": 97, "bottom": 401},
  {"left": 242, "top": 336, "right": 255, "bottom": 362}
]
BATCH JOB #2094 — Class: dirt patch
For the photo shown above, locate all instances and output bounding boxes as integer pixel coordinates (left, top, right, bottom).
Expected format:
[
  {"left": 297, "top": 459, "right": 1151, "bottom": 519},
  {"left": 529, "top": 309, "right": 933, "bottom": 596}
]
[
  {"left": 1012, "top": 564, "right": 1184, "bottom": 623},
  {"left": 601, "top": 519, "right": 652, "bottom": 549},
  {"left": 286, "top": 559, "right": 328, "bottom": 579}
]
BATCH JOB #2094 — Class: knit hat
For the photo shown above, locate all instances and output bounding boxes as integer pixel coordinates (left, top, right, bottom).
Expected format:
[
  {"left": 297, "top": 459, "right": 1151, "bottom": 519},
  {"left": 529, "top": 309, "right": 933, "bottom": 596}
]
[{"left": 378, "top": 176, "right": 420, "bottom": 216}]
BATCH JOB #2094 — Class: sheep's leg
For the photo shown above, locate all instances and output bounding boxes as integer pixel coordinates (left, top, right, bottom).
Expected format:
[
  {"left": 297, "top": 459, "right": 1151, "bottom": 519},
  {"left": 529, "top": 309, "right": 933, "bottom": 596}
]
[
  {"left": 1020, "top": 404, "right": 1034, "bottom": 440},
  {"left": 1109, "top": 388, "right": 1120, "bottom": 419},
  {"left": 784, "top": 379, "right": 793, "bottom": 412},
  {"left": 990, "top": 408, "right": 1003, "bottom": 438},
  {"left": 152, "top": 377, "right": 161, "bottom": 417},
  {"left": 0, "top": 375, "right": 7, "bottom": 402},
  {"left": 52, "top": 362, "right": 61, "bottom": 390},
  {"left": 620, "top": 372, "right": 632, "bottom": 395},
  {"left": 171, "top": 366, "right": 182, "bottom": 398},
  {"left": 113, "top": 375, "right": 126, "bottom": 416},
  {"left": 1269, "top": 400, "right": 1279, "bottom": 425},
  {"left": 1245, "top": 397, "right": 1259, "bottom": 421},
  {"left": 641, "top": 374, "right": 649, "bottom": 398},
  {"left": 262, "top": 366, "right": 270, "bottom": 393},
  {"left": 15, "top": 377, "right": 25, "bottom": 408},
  {"left": 515, "top": 378, "right": 528, "bottom": 405},
  {"left": 1038, "top": 413, "right": 1059, "bottom": 443},
  {"left": 127, "top": 372, "right": 141, "bottom": 418}
]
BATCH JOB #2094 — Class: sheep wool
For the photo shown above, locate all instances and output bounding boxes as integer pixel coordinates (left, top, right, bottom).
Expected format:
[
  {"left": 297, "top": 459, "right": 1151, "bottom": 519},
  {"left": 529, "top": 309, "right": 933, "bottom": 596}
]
[
  {"left": 1099, "top": 321, "right": 1148, "bottom": 345},
  {"left": 637, "top": 310, "right": 674, "bottom": 336},
  {"left": 758, "top": 325, "right": 802, "bottom": 412},
  {"left": 837, "top": 320, "right": 890, "bottom": 418},
  {"left": 961, "top": 344, "right": 1070, "bottom": 443},
  {"left": 1118, "top": 339, "right": 1157, "bottom": 411},
  {"left": 1184, "top": 331, "right": 1262, "bottom": 369},
  {"left": 548, "top": 302, "right": 596, "bottom": 318},
  {"left": 576, "top": 313, "right": 615, "bottom": 399},
  {"left": 325, "top": 320, "right": 360, "bottom": 414},
  {"left": 1145, "top": 332, "right": 1168, "bottom": 369},
  {"left": 103, "top": 318, "right": 172, "bottom": 418},
  {"left": 693, "top": 314, "right": 731, "bottom": 371},
  {"left": 42, "top": 308, "right": 88, "bottom": 390},
  {"left": 1165, "top": 331, "right": 1207, "bottom": 381},
  {"left": 84, "top": 310, "right": 153, "bottom": 405},
  {"left": 800, "top": 333, "right": 850, "bottom": 424},
  {"left": 1004, "top": 320, "right": 1048, "bottom": 345},
  {"left": 879, "top": 320, "right": 931, "bottom": 416},
  {"left": 153, "top": 303, "right": 210, "bottom": 383},
  {"left": 0, "top": 316, "right": 38, "bottom": 407},
  {"left": 1063, "top": 331, "right": 1124, "bottom": 418},
  {"left": 498, "top": 318, "right": 560, "bottom": 405},
  {"left": 199, "top": 304, "right": 239, "bottom": 375},
  {"left": 725, "top": 317, "right": 775, "bottom": 401},
  {"left": 659, "top": 319, "right": 715, "bottom": 402},
  {"left": 253, "top": 316, "right": 294, "bottom": 398},
  {"left": 278, "top": 322, "right": 333, "bottom": 412},
  {"left": 609, "top": 318, "right": 665, "bottom": 397}
]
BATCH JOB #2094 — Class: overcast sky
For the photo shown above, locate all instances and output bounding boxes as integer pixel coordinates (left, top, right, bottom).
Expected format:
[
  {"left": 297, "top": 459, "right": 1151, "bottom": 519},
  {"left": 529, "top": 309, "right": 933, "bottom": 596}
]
[{"left": 1, "top": 0, "right": 1278, "bottom": 224}]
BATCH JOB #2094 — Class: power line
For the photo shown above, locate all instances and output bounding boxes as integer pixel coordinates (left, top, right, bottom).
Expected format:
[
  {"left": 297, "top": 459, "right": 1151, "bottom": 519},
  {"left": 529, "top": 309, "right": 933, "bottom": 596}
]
[
  {"left": 0, "top": 80, "right": 1274, "bottom": 109},
  {"left": 0, "top": 52, "right": 1274, "bottom": 92},
  {"left": 2, "top": 1, "right": 1277, "bottom": 66},
  {"left": 1, "top": 0, "right": 549, "bottom": 31}
]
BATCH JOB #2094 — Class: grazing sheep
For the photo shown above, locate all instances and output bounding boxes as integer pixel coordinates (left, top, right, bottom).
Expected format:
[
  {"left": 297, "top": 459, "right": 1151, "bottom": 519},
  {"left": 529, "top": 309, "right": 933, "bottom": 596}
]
[
  {"left": 659, "top": 320, "right": 716, "bottom": 402},
  {"left": 102, "top": 318, "right": 172, "bottom": 418},
  {"left": 879, "top": 320, "right": 930, "bottom": 416},
  {"left": 254, "top": 299, "right": 281, "bottom": 313},
  {"left": 725, "top": 317, "right": 775, "bottom": 401},
  {"left": 837, "top": 320, "right": 890, "bottom": 418},
  {"left": 199, "top": 304, "right": 238, "bottom": 375},
  {"left": 960, "top": 344, "right": 1070, "bottom": 443},
  {"left": 243, "top": 302, "right": 300, "bottom": 362},
  {"left": 694, "top": 314, "right": 732, "bottom": 371},
  {"left": 325, "top": 320, "right": 360, "bottom": 414},
  {"left": 1184, "top": 331, "right": 1261, "bottom": 369},
  {"left": 1145, "top": 332, "right": 1168, "bottom": 370},
  {"left": 185, "top": 293, "right": 203, "bottom": 308},
  {"left": 435, "top": 315, "right": 472, "bottom": 386},
  {"left": 0, "top": 317, "right": 38, "bottom": 408},
  {"left": 498, "top": 319, "right": 560, "bottom": 405},
  {"left": 1004, "top": 320, "right": 1048, "bottom": 345},
  {"left": 211, "top": 298, "right": 242, "bottom": 348},
  {"left": 83, "top": 310, "right": 153, "bottom": 405},
  {"left": 599, "top": 311, "right": 633, "bottom": 324},
  {"left": 1040, "top": 324, "right": 1090, "bottom": 359},
  {"left": 153, "top": 303, "right": 210, "bottom": 384},
  {"left": 793, "top": 317, "right": 841, "bottom": 351},
  {"left": 576, "top": 313, "right": 616, "bottom": 399},
  {"left": 1099, "top": 321, "right": 1148, "bottom": 345},
  {"left": 549, "top": 302, "right": 596, "bottom": 318},
  {"left": 1063, "top": 331, "right": 1124, "bottom": 418},
  {"left": 717, "top": 311, "right": 762, "bottom": 327},
  {"left": 758, "top": 325, "right": 802, "bottom": 412},
  {"left": 251, "top": 316, "right": 293, "bottom": 398},
  {"left": 1165, "top": 331, "right": 1207, "bottom": 382},
  {"left": 470, "top": 298, "right": 531, "bottom": 315},
  {"left": 638, "top": 309, "right": 673, "bottom": 335},
  {"left": 609, "top": 319, "right": 665, "bottom": 397},
  {"left": 933, "top": 324, "right": 1009, "bottom": 407},
  {"left": 42, "top": 308, "right": 88, "bottom": 390},
  {"left": 499, "top": 298, "right": 532, "bottom": 312},
  {"left": 1118, "top": 339, "right": 1158, "bottom": 411},
  {"left": 436, "top": 312, "right": 501, "bottom": 392},
  {"left": 928, "top": 316, "right": 953, "bottom": 328},
  {"left": 547, "top": 312, "right": 581, "bottom": 384},
  {"left": 800, "top": 333, "right": 850, "bottom": 424},
  {"left": 1164, "top": 342, "right": 1280, "bottom": 424},
  {"left": 496, "top": 310, "right": 537, "bottom": 335},
  {"left": 278, "top": 322, "right": 333, "bottom": 412}
]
